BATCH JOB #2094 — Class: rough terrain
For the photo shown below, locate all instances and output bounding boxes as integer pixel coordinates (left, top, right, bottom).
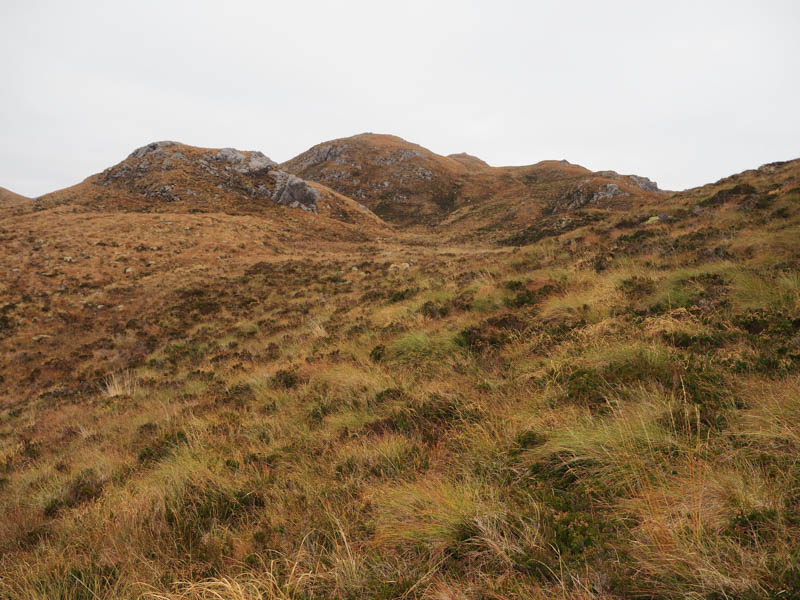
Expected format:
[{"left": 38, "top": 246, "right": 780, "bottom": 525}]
[{"left": 1, "top": 137, "right": 799, "bottom": 599}]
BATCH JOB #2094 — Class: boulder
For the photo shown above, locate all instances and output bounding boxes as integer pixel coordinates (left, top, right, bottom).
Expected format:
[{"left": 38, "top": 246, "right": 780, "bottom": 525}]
[
  {"left": 269, "top": 171, "right": 320, "bottom": 213},
  {"left": 628, "top": 175, "right": 659, "bottom": 192},
  {"left": 212, "top": 148, "right": 277, "bottom": 174}
]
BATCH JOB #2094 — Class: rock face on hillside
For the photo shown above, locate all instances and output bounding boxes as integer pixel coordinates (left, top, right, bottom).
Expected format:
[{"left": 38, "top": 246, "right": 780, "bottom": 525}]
[
  {"left": 550, "top": 180, "right": 628, "bottom": 213},
  {"left": 101, "top": 142, "right": 321, "bottom": 212},
  {"left": 595, "top": 170, "right": 660, "bottom": 192},
  {"left": 92, "top": 142, "right": 324, "bottom": 213},
  {"left": 270, "top": 171, "right": 321, "bottom": 213},
  {"left": 628, "top": 174, "right": 659, "bottom": 192},
  {"left": 37, "top": 142, "right": 385, "bottom": 230}
]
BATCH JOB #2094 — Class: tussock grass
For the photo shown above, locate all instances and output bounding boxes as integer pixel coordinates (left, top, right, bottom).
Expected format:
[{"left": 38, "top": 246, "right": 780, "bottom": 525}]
[
  {"left": 2, "top": 188, "right": 800, "bottom": 598},
  {"left": 102, "top": 369, "right": 140, "bottom": 398}
]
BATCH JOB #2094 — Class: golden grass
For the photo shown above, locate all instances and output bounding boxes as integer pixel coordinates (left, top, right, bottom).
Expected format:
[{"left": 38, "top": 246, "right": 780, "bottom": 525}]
[{"left": 1, "top": 158, "right": 799, "bottom": 598}]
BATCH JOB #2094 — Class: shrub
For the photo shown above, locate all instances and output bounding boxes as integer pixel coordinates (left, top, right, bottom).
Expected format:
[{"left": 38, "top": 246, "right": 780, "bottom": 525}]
[
  {"left": 389, "top": 288, "right": 417, "bottom": 303},
  {"left": 271, "top": 369, "right": 299, "bottom": 389},
  {"left": 369, "top": 344, "right": 386, "bottom": 362},
  {"left": 419, "top": 300, "right": 450, "bottom": 319},
  {"left": 618, "top": 275, "right": 656, "bottom": 299}
]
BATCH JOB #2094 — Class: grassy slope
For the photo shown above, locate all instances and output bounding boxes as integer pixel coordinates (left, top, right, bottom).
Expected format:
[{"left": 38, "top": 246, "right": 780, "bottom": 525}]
[
  {"left": 0, "top": 159, "right": 799, "bottom": 599},
  {"left": 0, "top": 187, "right": 31, "bottom": 214}
]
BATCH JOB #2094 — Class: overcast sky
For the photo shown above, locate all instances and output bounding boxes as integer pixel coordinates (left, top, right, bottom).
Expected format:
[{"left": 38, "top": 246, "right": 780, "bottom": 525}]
[{"left": 1, "top": 0, "right": 798, "bottom": 196}]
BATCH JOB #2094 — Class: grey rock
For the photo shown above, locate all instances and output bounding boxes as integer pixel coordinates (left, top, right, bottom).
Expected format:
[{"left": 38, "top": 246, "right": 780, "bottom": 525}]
[
  {"left": 129, "top": 141, "right": 179, "bottom": 159},
  {"left": 161, "top": 152, "right": 187, "bottom": 170},
  {"left": 211, "top": 148, "right": 276, "bottom": 174},
  {"left": 269, "top": 170, "right": 320, "bottom": 213},
  {"left": 144, "top": 184, "right": 179, "bottom": 202},
  {"left": 295, "top": 143, "right": 351, "bottom": 169},
  {"left": 553, "top": 181, "right": 627, "bottom": 213},
  {"left": 246, "top": 151, "right": 277, "bottom": 173},
  {"left": 371, "top": 149, "right": 425, "bottom": 166},
  {"left": 214, "top": 147, "right": 247, "bottom": 164},
  {"left": 628, "top": 175, "right": 659, "bottom": 192}
]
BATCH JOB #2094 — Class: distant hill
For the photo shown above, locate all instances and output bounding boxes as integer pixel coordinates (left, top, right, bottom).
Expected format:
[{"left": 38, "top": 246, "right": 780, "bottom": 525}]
[
  {"left": 282, "top": 133, "right": 471, "bottom": 225},
  {"left": 283, "top": 132, "right": 666, "bottom": 230},
  {"left": 37, "top": 141, "right": 386, "bottom": 236}
]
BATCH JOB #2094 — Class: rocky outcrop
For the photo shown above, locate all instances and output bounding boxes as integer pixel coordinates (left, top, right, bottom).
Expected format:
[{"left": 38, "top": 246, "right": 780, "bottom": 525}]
[
  {"left": 269, "top": 171, "right": 320, "bottom": 213},
  {"left": 595, "top": 170, "right": 660, "bottom": 192},
  {"left": 290, "top": 142, "right": 353, "bottom": 170},
  {"left": 99, "top": 142, "right": 319, "bottom": 213},
  {"left": 551, "top": 181, "right": 627, "bottom": 213},
  {"left": 628, "top": 174, "right": 659, "bottom": 192},
  {"left": 210, "top": 148, "right": 277, "bottom": 174},
  {"left": 128, "top": 141, "right": 179, "bottom": 159}
]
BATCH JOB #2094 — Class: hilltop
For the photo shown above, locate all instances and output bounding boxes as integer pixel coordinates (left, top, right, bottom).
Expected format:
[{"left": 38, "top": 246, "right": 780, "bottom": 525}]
[
  {"left": 0, "top": 139, "right": 799, "bottom": 600},
  {"left": 282, "top": 133, "right": 470, "bottom": 225},
  {"left": 283, "top": 133, "right": 665, "bottom": 232},
  {"left": 37, "top": 141, "right": 384, "bottom": 231}
]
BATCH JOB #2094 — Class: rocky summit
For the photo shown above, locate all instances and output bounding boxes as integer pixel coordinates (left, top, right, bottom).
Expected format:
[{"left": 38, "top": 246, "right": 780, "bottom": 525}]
[
  {"left": 1, "top": 134, "right": 800, "bottom": 600},
  {"left": 29, "top": 141, "right": 383, "bottom": 235}
]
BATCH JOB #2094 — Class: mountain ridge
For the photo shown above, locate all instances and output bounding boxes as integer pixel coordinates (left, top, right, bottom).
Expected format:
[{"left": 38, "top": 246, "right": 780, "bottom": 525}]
[{"left": 281, "top": 132, "right": 668, "bottom": 229}]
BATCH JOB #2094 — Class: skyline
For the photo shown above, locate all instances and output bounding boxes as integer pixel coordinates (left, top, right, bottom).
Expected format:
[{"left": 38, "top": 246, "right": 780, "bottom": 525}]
[{"left": 2, "top": 0, "right": 798, "bottom": 197}]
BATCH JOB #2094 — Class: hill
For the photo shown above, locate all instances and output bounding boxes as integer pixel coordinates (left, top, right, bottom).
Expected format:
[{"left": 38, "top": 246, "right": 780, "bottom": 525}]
[
  {"left": 283, "top": 133, "right": 666, "bottom": 231},
  {"left": 0, "top": 186, "right": 31, "bottom": 213},
  {"left": 37, "top": 141, "right": 384, "bottom": 231},
  {"left": 0, "top": 141, "right": 393, "bottom": 402},
  {"left": 282, "top": 133, "right": 471, "bottom": 225},
  {"left": 0, "top": 146, "right": 799, "bottom": 599}
]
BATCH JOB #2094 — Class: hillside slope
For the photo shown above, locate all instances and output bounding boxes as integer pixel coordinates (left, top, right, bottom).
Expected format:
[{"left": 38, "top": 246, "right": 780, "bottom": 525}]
[
  {"left": 0, "top": 141, "right": 392, "bottom": 402},
  {"left": 37, "top": 141, "right": 385, "bottom": 231},
  {"left": 282, "top": 133, "right": 470, "bottom": 225},
  {"left": 0, "top": 186, "right": 31, "bottom": 214},
  {"left": 283, "top": 133, "right": 666, "bottom": 231},
  {"left": 0, "top": 152, "right": 799, "bottom": 599}
]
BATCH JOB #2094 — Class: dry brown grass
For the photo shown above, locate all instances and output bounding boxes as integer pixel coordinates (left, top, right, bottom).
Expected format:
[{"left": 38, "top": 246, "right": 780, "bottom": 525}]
[{"left": 0, "top": 150, "right": 799, "bottom": 598}]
